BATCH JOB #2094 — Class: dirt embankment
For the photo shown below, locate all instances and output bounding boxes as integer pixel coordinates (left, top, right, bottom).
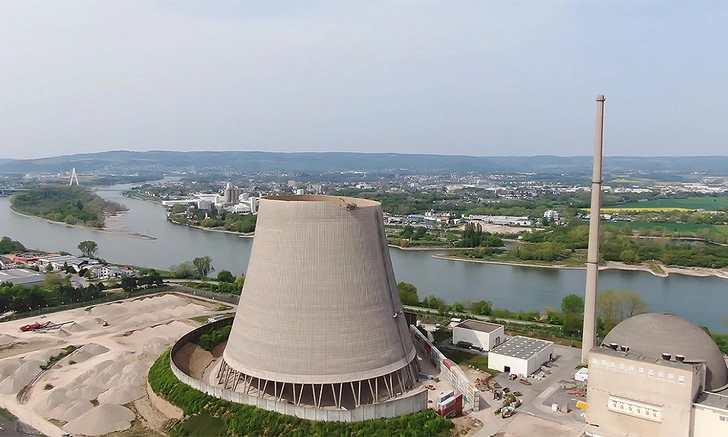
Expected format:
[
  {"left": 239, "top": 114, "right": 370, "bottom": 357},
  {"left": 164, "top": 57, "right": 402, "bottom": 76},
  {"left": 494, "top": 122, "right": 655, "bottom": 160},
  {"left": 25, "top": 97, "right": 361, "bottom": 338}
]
[{"left": 173, "top": 342, "right": 214, "bottom": 379}]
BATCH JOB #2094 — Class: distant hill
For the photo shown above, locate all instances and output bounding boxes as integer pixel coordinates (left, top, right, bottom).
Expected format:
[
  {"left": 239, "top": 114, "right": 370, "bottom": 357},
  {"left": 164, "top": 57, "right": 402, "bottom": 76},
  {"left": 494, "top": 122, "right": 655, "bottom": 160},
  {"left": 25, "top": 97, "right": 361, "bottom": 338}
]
[{"left": 1, "top": 150, "right": 727, "bottom": 175}]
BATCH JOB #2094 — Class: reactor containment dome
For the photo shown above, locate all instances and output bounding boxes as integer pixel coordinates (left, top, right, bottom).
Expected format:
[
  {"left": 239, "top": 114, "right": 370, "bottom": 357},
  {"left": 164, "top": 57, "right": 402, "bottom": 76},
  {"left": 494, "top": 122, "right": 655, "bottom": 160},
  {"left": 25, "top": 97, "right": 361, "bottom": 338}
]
[{"left": 218, "top": 195, "right": 421, "bottom": 412}]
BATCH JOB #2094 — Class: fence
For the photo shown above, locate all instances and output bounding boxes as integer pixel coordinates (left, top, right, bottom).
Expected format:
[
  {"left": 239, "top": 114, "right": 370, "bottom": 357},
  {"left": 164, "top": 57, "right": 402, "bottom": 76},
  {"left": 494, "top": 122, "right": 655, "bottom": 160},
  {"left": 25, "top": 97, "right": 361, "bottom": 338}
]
[
  {"left": 168, "top": 284, "right": 240, "bottom": 304},
  {"left": 410, "top": 326, "right": 480, "bottom": 411},
  {"left": 168, "top": 318, "right": 429, "bottom": 422}
]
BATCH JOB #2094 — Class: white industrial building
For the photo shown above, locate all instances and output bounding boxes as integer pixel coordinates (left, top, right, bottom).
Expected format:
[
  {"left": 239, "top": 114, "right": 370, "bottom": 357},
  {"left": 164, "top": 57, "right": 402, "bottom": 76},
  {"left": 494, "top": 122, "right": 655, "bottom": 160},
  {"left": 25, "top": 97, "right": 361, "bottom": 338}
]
[
  {"left": 586, "top": 313, "right": 728, "bottom": 437},
  {"left": 488, "top": 336, "right": 554, "bottom": 377},
  {"left": 452, "top": 320, "right": 504, "bottom": 351}
]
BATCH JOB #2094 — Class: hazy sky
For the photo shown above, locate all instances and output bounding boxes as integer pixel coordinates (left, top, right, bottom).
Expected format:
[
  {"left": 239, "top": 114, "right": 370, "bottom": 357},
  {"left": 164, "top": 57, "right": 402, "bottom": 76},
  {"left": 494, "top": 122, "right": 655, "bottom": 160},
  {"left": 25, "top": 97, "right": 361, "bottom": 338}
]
[{"left": 1, "top": 1, "right": 727, "bottom": 159}]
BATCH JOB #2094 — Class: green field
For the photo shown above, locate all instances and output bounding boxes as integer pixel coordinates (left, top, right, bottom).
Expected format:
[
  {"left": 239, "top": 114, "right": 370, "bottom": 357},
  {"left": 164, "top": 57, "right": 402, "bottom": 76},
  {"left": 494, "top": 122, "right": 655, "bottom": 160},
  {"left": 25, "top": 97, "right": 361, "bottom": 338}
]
[
  {"left": 613, "top": 197, "right": 728, "bottom": 211},
  {"left": 603, "top": 221, "right": 728, "bottom": 236}
]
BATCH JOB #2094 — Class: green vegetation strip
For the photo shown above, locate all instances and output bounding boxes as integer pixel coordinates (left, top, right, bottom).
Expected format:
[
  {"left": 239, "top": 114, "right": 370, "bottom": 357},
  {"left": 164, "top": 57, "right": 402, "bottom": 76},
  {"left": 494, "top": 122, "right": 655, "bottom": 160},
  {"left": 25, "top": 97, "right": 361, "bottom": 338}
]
[
  {"left": 149, "top": 351, "right": 452, "bottom": 437},
  {"left": 41, "top": 345, "right": 78, "bottom": 370},
  {"left": 195, "top": 325, "right": 231, "bottom": 351}
]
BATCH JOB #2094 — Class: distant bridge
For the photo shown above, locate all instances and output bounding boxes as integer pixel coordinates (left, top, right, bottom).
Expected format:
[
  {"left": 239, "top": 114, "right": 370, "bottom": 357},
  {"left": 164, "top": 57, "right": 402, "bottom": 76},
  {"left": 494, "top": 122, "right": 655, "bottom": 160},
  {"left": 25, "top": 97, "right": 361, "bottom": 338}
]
[{"left": 0, "top": 188, "right": 28, "bottom": 196}]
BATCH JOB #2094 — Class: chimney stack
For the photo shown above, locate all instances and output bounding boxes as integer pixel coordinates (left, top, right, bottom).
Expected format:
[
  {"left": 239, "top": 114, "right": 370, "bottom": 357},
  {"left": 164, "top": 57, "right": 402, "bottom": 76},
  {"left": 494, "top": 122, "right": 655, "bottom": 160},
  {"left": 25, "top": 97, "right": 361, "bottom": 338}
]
[{"left": 581, "top": 95, "right": 606, "bottom": 365}]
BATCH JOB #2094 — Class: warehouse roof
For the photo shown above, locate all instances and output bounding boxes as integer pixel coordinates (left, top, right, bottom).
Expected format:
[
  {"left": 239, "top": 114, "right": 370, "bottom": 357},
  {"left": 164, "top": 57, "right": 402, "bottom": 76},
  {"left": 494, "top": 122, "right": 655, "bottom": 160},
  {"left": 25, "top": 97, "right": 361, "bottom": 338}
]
[
  {"left": 0, "top": 269, "right": 45, "bottom": 285},
  {"left": 456, "top": 320, "right": 502, "bottom": 333},
  {"left": 490, "top": 336, "right": 553, "bottom": 360}
]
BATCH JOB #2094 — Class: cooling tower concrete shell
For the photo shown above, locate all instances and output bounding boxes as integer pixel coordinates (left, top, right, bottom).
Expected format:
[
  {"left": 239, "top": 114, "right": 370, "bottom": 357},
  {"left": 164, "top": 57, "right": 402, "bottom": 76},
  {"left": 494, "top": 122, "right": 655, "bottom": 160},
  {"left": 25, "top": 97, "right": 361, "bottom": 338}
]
[{"left": 220, "top": 195, "right": 420, "bottom": 409}]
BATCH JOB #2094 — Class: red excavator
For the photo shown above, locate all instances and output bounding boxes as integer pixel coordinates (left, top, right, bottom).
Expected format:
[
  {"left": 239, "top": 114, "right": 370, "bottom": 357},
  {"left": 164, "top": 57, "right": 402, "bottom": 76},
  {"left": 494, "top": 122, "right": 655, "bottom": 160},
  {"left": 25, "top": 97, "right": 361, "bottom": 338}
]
[{"left": 20, "top": 321, "right": 52, "bottom": 332}]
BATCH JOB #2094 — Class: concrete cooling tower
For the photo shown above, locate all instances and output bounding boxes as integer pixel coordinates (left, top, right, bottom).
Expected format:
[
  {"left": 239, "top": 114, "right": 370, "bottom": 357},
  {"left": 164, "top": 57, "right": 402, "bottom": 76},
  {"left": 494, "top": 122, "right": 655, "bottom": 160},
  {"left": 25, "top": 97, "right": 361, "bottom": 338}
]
[{"left": 218, "top": 195, "right": 421, "bottom": 413}]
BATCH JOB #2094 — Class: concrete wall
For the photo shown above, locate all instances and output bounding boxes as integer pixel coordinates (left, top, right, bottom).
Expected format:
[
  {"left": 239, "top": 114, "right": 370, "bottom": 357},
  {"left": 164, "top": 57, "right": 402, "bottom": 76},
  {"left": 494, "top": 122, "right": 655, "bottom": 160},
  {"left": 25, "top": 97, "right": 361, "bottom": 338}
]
[
  {"left": 693, "top": 402, "right": 728, "bottom": 437},
  {"left": 410, "top": 327, "right": 479, "bottom": 411},
  {"left": 585, "top": 349, "right": 702, "bottom": 437},
  {"left": 167, "top": 319, "right": 428, "bottom": 422},
  {"left": 488, "top": 343, "right": 553, "bottom": 377},
  {"left": 452, "top": 325, "right": 503, "bottom": 351},
  {"left": 488, "top": 352, "right": 526, "bottom": 376}
]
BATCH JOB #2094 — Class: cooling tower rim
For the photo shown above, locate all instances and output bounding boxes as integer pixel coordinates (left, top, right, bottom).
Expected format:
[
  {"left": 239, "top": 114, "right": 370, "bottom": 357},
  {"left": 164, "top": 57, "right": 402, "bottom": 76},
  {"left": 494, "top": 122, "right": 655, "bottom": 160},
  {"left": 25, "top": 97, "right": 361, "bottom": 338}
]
[
  {"left": 222, "top": 346, "right": 417, "bottom": 385},
  {"left": 262, "top": 194, "right": 380, "bottom": 207}
]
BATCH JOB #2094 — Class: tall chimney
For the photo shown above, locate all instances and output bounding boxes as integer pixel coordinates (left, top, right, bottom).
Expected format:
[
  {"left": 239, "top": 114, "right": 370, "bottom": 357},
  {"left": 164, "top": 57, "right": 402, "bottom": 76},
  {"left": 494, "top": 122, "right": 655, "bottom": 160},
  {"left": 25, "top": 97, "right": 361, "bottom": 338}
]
[{"left": 581, "top": 95, "right": 606, "bottom": 365}]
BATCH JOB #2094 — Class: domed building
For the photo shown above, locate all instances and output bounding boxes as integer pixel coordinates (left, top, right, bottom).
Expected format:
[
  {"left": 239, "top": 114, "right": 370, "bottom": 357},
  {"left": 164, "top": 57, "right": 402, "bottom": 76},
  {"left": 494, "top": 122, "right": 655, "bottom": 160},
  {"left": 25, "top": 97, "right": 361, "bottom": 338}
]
[{"left": 586, "top": 313, "right": 728, "bottom": 437}]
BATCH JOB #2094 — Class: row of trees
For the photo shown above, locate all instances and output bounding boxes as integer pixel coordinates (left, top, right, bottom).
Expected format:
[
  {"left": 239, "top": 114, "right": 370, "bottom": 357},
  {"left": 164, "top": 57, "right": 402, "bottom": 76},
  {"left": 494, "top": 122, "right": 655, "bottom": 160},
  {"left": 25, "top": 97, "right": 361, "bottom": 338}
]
[
  {"left": 0, "top": 280, "right": 105, "bottom": 314},
  {"left": 11, "top": 186, "right": 127, "bottom": 228},
  {"left": 170, "top": 256, "right": 215, "bottom": 278},
  {"left": 398, "top": 281, "right": 648, "bottom": 338}
]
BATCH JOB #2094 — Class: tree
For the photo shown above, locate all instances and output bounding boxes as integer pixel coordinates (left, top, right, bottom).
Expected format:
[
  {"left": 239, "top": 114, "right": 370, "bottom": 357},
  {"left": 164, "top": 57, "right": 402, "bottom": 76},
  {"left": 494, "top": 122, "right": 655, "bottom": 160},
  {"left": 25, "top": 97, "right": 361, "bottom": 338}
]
[
  {"left": 170, "top": 262, "right": 196, "bottom": 279},
  {"left": 561, "top": 294, "right": 585, "bottom": 317},
  {"left": 44, "top": 273, "right": 62, "bottom": 288},
  {"left": 451, "top": 302, "right": 465, "bottom": 313},
  {"left": 192, "top": 256, "right": 214, "bottom": 278},
  {"left": 397, "top": 282, "right": 419, "bottom": 306},
  {"left": 619, "top": 249, "right": 638, "bottom": 264},
  {"left": 44, "top": 263, "right": 53, "bottom": 273},
  {"left": 217, "top": 270, "right": 234, "bottom": 283},
  {"left": 598, "top": 289, "right": 648, "bottom": 330},
  {"left": 471, "top": 300, "right": 493, "bottom": 316},
  {"left": 121, "top": 276, "right": 138, "bottom": 293},
  {"left": 78, "top": 240, "right": 99, "bottom": 258},
  {"left": 234, "top": 275, "right": 246, "bottom": 289}
]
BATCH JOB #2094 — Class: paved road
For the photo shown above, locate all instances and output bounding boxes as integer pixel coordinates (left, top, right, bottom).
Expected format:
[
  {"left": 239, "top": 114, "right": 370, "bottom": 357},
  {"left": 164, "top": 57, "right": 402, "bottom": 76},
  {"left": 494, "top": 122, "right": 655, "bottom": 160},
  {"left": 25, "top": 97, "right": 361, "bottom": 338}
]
[{"left": 470, "top": 345, "right": 586, "bottom": 437}]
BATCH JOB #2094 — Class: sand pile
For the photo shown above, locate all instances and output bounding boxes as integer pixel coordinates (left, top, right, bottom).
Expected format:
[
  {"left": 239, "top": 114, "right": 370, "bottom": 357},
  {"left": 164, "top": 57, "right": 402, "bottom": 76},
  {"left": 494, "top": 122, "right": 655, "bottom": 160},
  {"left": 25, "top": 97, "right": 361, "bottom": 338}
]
[
  {"left": 0, "top": 360, "right": 21, "bottom": 381},
  {"left": 0, "top": 333, "right": 18, "bottom": 345},
  {"left": 0, "top": 359, "right": 44, "bottom": 394},
  {"left": 57, "top": 329, "right": 71, "bottom": 338},
  {"left": 97, "top": 385, "right": 144, "bottom": 404},
  {"left": 69, "top": 343, "right": 110, "bottom": 364},
  {"left": 34, "top": 388, "right": 94, "bottom": 421},
  {"left": 65, "top": 322, "right": 88, "bottom": 333},
  {"left": 63, "top": 403, "right": 135, "bottom": 436}
]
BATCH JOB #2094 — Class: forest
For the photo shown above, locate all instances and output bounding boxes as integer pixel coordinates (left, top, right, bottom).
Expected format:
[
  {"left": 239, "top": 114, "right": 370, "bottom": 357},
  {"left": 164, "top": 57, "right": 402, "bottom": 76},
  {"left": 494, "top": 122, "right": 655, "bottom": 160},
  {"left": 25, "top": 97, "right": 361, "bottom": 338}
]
[{"left": 10, "top": 185, "right": 128, "bottom": 228}]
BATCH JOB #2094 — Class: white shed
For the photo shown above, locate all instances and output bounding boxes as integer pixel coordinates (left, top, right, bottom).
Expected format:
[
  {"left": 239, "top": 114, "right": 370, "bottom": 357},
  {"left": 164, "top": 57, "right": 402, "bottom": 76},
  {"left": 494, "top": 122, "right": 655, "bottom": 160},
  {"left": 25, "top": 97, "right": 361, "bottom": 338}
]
[
  {"left": 452, "top": 320, "right": 504, "bottom": 351},
  {"left": 488, "top": 336, "right": 554, "bottom": 377}
]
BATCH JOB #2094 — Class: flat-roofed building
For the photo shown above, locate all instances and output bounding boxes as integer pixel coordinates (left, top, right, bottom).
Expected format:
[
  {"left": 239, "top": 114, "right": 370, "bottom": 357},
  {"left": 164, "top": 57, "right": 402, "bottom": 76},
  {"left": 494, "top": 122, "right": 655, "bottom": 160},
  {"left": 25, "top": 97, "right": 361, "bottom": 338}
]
[
  {"left": 488, "top": 336, "right": 554, "bottom": 377},
  {"left": 0, "top": 269, "right": 45, "bottom": 287},
  {"left": 452, "top": 320, "right": 504, "bottom": 351}
]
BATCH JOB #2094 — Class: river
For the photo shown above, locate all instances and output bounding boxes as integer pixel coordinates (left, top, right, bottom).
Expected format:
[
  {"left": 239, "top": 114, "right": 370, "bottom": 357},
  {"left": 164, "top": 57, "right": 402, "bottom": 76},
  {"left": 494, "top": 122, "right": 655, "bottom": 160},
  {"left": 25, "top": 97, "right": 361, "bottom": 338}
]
[{"left": 1, "top": 184, "right": 727, "bottom": 332}]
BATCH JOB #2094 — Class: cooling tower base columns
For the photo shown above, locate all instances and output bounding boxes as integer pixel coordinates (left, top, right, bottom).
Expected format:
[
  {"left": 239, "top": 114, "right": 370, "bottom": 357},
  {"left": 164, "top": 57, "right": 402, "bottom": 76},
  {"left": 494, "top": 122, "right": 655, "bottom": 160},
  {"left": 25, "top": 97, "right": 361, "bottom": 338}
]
[{"left": 216, "top": 358, "right": 421, "bottom": 410}]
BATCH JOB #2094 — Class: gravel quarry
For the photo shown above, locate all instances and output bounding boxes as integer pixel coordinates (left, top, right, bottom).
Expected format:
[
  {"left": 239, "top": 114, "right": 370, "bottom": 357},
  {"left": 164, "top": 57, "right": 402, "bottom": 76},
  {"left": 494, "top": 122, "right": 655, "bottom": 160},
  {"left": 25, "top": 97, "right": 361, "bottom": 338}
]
[{"left": 0, "top": 293, "right": 223, "bottom": 436}]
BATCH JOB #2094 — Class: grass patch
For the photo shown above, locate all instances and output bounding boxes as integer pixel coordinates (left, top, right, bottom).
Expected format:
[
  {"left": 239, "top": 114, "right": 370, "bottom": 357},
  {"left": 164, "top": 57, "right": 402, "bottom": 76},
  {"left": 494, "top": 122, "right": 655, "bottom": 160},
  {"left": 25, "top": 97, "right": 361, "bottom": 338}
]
[
  {"left": 604, "top": 221, "right": 728, "bottom": 236},
  {"left": 648, "top": 263, "right": 665, "bottom": 274},
  {"left": 0, "top": 407, "right": 17, "bottom": 421},
  {"left": 44, "top": 383, "right": 53, "bottom": 390},
  {"left": 215, "top": 305, "right": 232, "bottom": 311},
  {"left": 170, "top": 412, "right": 228, "bottom": 437},
  {"left": 442, "top": 349, "right": 492, "bottom": 372},
  {"left": 614, "top": 196, "right": 728, "bottom": 211}
]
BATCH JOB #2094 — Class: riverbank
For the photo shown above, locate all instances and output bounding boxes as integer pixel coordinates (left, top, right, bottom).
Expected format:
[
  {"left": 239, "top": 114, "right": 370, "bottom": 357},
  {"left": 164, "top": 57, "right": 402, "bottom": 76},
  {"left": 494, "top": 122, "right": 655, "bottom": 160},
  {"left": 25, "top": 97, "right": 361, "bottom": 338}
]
[
  {"left": 433, "top": 254, "right": 728, "bottom": 280},
  {"left": 9, "top": 207, "right": 156, "bottom": 240},
  {"left": 166, "top": 218, "right": 254, "bottom": 238}
]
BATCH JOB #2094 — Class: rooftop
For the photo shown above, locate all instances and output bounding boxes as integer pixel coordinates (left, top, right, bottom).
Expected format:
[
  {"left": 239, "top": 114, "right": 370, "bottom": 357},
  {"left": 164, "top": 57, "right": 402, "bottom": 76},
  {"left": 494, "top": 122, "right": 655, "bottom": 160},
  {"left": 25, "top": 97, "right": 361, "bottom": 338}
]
[
  {"left": 0, "top": 269, "right": 45, "bottom": 285},
  {"left": 490, "top": 336, "right": 553, "bottom": 360},
  {"left": 456, "top": 320, "right": 502, "bottom": 333},
  {"left": 695, "top": 390, "right": 728, "bottom": 411}
]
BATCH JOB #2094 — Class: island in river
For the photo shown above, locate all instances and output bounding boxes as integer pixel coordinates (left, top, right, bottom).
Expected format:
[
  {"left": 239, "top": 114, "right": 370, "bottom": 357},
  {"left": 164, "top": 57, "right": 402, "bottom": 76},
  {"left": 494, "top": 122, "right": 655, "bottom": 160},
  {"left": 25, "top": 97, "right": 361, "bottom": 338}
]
[{"left": 10, "top": 185, "right": 128, "bottom": 229}]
